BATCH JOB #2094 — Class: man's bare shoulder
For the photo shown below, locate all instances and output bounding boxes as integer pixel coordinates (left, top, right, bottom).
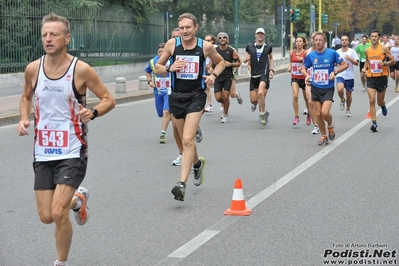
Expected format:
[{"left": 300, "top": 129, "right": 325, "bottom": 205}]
[
  {"left": 165, "top": 37, "right": 176, "bottom": 50},
  {"left": 25, "top": 58, "right": 41, "bottom": 74},
  {"left": 382, "top": 45, "right": 392, "bottom": 54},
  {"left": 74, "top": 59, "right": 96, "bottom": 77},
  {"left": 75, "top": 59, "right": 91, "bottom": 69}
]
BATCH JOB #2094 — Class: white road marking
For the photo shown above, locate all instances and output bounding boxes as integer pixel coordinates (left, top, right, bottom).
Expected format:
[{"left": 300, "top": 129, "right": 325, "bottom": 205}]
[
  {"left": 160, "top": 96, "right": 399, "bottom": 265},
  {"left": 167, "top": 230, "right": 220, "bottom": 259}
]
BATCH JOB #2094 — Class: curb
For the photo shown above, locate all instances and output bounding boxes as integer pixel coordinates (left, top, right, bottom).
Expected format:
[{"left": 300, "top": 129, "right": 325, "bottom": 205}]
[{"left": 0, "top": 65, "right": 288, "bottom": 127}]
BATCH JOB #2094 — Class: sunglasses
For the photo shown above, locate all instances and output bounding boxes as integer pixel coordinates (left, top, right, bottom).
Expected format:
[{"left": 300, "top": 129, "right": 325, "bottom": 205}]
[{"left": 218, "top": 36, "right": 227, "bottom": 39}]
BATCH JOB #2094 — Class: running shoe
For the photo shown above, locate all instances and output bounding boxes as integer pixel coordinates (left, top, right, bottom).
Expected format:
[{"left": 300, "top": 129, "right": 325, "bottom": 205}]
[
  {"left": 303, "top": 108, "right": 308, "bottom": 115},
  {"left": 293, "top": 116, "right": 300, "bottom": 125},
  {"left": 74, "top": 187, "right": 89, "bottom": 226},
  {"left": 54, "top": 260, "right": 68, "bottom": 266},
  {"left": 259, "top": 112, "right": 270, "bottom": 125},
  {"left": 172, "top": 154, "right": 182, "bottom": 166},
  {"left": 311, "top": 124, "right": 320, "bottom": 135},
  {"left": 251, "top": 104, "right": 257, "bottom": 112},
  {"left": 346, "top": 110, "right": 351, "bottom": 117},
  {"left": 306, "top": 114, "right": 311, "bottom": 125},
  {"left": 381, "top": 106, "right": 388, "bottom": 116},
  {"left": 236, "top": 92, "right": 243, "bottom": 105},
  {"left": 221, "top": 114, "right": 228, "bottom": 123},
  {"left": 317, "top": 135, "right": 329, "bottom": 146},
  {"left": 265, "top": 111, "right": 270, "bottom": 125},
  {"left": 171, "top": 181, "right": 186, "bottom": 201},
  {"left": 193, "top": 157, "right": 206, "bottom": 186},
  {"left": 395, "top": 86, "right": 398, "bottom": 92},
  {"left": 260, "top": 114, "right": 266, "bottom": 125},
  {"left": 370, "top": 123, "right": 378, "bottom": 132},
  {"left": 328, "top": 124, "right": 335, "bottom": 140},
  {"left": 205, "top": 104, "right": 213, "bottom": 112},
  {"left": 340, "top": 99, "right": 345, "bottom": 111},
  {"left": 195, "top": 124, "right": 203, "bottom": 143},
  {"left": 159, "top": 133, "right": 166, "bottom": 144}
]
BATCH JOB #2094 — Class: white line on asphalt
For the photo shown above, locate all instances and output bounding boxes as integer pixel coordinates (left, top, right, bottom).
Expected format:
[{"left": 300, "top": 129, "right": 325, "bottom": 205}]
[
  {"left": 160, "top": 96, "right": 399, "bottom": 265},
  {"left": 167, "top": 230, "right": 220, "bottom": 259}
]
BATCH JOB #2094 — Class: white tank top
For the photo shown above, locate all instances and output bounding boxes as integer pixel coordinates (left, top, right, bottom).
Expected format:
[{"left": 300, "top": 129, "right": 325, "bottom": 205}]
[
  {"left": 34, "top": 56, "right": 88, "bottom": 161},
  {"left": 391, "top": 46, "right": 399, "bottom": 62}
]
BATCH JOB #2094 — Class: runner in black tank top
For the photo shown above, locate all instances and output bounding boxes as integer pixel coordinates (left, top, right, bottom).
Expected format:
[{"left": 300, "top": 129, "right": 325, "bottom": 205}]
[
  {"left": 154, "top": 13, "right": 224, "bottom": 202},
  {"left": 243, "top": 27, "right": 275, "bottom": 126},
  {"left": 214, "top": 32, "right": 242, "bottom": 123}
]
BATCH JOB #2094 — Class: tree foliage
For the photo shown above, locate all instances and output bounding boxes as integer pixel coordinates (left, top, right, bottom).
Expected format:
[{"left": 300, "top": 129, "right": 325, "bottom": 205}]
[
  {"left": 289, "top": 0, "right": 399, "bottom": 35},
  {"left": 155, "top": 0, "right": 276, "bottom": 36}
]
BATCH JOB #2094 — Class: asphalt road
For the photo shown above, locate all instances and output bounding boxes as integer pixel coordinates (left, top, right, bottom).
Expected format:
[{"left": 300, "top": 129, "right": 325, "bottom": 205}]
[{"left": 1, "top": 72, "right": 399, "bottom": 266}]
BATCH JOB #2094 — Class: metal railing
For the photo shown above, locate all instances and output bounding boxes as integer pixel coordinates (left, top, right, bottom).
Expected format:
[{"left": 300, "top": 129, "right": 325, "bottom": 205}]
[
  {"left": 0, "top": 1, "right": 281, "bottom": 74},
  {"left": 0, "top": 1, "right": 164, "bottom": 74}
]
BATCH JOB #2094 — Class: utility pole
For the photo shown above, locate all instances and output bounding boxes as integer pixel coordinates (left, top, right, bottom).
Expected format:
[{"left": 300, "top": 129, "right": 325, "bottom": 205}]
[
  {"left": 234, "top": 0, "right": 239, "bottom": 50},
  {"left": 318, "top": 0, "right": 322, "bottom": 31},
  {"left": 166, "top": 11, "right": 169, "bottom": 40},
  {"left": 310, "top": 1, "right": 315, "bottom": 37},
  {"left": 281, "top": 1, "right": 286, "bottom": 57}
]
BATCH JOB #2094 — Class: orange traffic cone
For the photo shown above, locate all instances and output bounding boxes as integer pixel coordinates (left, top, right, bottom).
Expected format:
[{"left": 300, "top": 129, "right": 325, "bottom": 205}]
[
  {"left": 224, "top": 178, "right": 252, "bottom": 216},
  {"left": 365, "top": 109, "right": 371, "bottom": 119}
]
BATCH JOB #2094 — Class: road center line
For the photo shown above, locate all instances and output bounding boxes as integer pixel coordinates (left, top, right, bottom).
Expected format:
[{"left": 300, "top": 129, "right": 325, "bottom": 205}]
[{"left": 160, "top": 96, "right": 399, "bottom": 265}]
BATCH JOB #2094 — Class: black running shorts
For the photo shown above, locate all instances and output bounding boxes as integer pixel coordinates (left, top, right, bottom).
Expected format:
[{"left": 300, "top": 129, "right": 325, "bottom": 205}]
[
  {"left": 291, "top": 78, "right": 306, "bottom": 90},
  {"left": 359, "top": 62, "right": 366, "bottom": 72},
  {"left": 389, "top": 62, "right": 399, "bottom": 72},
  {"left": 33, "top": 158, "right": 87, "bottom": 190},
  {"left": 311, "top": 85, "right": 335, "bottom": 103},
  {"left": 249, "top": 75, "right": 270, "bottom": 91},
  {"left": 214, "top": 76, "right": 233, "bottom": 93},
  {"left": 367, "top": 76, "right": 388, "bottom": 92},
  {"left": 169, "top": 90, "right": 206, "bottom": 119}
]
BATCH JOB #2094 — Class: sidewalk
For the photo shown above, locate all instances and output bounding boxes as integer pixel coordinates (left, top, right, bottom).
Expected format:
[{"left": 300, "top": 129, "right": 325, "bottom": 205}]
[{"left": 0, "top": 58, "right": 289, "bottom": 127}]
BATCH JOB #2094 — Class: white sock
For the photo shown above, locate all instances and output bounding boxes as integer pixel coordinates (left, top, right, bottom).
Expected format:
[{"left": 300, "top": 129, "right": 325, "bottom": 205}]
[{"left": 54, "top": 260, "right": 68, "bottom": 266}]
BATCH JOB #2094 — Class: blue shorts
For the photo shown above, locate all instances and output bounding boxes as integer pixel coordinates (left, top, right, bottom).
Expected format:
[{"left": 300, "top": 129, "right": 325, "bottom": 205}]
[
  {"left": 336, "top": 77, "right": 354, "bottom": 92},
  {"left": 154, "top": 89, "right": 169, "bottom": 117}
]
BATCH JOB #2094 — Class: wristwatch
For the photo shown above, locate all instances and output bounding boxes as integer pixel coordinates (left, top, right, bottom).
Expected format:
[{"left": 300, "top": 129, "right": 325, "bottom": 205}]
[
  {"left": 90, "top": 108, "right": 98, "bottom": 120},
  {"left": 165, "top": 65, "right": 171, "bottom": 72},
  {"left": 334, "top": 71, "right": 338, "bottom": 75}
]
